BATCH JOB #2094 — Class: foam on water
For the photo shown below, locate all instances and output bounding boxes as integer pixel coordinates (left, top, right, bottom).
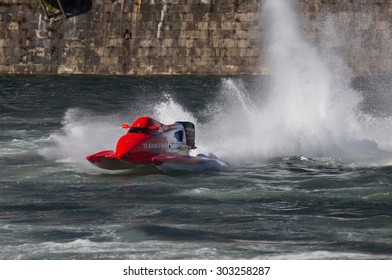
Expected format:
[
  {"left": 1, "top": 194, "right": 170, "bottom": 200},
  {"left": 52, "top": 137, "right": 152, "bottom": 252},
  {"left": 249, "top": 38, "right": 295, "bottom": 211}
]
[{"left": 39, "top": 108, "right": 122, "bottom": 169}]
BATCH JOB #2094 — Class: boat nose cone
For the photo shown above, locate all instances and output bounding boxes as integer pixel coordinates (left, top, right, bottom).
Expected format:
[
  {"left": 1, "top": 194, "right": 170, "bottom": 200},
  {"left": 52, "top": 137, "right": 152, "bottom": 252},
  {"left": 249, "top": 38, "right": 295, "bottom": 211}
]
[{"left": 115, "top": 133, "right": 149, "bottom": 157}]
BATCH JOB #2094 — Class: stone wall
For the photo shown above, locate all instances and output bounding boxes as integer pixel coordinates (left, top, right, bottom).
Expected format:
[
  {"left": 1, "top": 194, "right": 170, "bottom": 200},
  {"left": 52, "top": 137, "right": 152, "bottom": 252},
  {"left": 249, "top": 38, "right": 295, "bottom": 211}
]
[
  {"left": 0, "top": 0, "right": 392, "bottom": 75},
  {"left": 300, "top": 0, "right": 392, "bottom": 76}
]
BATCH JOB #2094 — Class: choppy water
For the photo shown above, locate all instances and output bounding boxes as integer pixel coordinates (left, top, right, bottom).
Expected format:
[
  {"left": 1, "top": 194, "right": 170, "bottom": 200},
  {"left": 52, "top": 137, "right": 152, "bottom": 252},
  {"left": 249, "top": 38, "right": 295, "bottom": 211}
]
[
  {"left": 1, "top": 75, "right": 392, "bottom": 260},
  {"left": 2, "top": 0, "right": 392, "bottom": 260}
]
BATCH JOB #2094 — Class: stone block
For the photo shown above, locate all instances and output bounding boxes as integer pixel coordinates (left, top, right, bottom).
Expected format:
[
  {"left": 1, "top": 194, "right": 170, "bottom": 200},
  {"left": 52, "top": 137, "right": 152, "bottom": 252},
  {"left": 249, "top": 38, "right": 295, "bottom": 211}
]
[
  {"left": 221, "top": 39, "right": 236, "bottom": 48},
  {"left": 235, "top": 12, "right": 256, "bottom": 22},
  {"left": 138, "top": 39, "right": 156, "bottom": 47},
  {"left": 0, "top": 65, "right": 9, "bottom": 73},
  {"left": 237, "top": 39, "right": 250, "bottom": 48},
  {"left": 221, "top": 65, "right": 239, "bottom": 74},
  {"left": 161, "top": 38, "right": 173, "bottom": 47},
  {"left": 377, "top": 20, "right": 390, "bottom": 30},
  {"left": 66, "top": 40, "right": 84, "bottom": 48},
  {"left": 185, "top": 38, "right": 194, "bottom": 48},
  {"left": 108, "top": 38, "right": 124, "bottom": 47},
  {"left": 7, "top": 21, "right": 19, "bottom": 30}
]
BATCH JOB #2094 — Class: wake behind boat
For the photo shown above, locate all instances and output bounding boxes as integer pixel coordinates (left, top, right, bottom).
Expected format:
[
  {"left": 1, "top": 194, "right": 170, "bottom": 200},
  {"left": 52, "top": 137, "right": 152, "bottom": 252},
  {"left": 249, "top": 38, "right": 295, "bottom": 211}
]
[{"left": 86, "top": 116, "right": 225, "bottom": 172}]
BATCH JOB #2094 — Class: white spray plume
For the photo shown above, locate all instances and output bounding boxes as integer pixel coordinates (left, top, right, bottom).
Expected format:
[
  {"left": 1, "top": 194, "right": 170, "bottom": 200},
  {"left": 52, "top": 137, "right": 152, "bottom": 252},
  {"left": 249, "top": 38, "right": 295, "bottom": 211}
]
[{"left": 198, "top": 0, "right": 392, "bottom": 163}]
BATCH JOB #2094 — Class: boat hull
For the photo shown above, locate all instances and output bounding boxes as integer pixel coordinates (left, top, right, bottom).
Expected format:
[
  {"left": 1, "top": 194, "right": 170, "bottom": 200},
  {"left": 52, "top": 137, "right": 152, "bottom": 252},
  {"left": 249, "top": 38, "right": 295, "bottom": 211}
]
[
  {"left": 86, "top": 150, "right": 144, "bottom": 170},
  {"left": 152, "top": 154, "right": 226, "bottom": 173}
]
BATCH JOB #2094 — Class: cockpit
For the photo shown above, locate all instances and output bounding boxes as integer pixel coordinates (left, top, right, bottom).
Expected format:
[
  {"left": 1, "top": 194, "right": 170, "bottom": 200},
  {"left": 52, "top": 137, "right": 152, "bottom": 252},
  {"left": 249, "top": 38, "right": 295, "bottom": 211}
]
[
  {"left": 123, "top": 117, "right": 163, "bottom": 135},
  {"left": 128, "top": 127, "right": 149, "bottom": 134}
]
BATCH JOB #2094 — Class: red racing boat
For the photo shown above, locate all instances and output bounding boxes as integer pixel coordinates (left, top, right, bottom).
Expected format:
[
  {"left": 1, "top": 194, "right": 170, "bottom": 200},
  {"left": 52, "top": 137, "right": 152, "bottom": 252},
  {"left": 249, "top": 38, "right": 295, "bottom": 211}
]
[{"left": 86, "top": 116, "right": 224, "bottom": 172}]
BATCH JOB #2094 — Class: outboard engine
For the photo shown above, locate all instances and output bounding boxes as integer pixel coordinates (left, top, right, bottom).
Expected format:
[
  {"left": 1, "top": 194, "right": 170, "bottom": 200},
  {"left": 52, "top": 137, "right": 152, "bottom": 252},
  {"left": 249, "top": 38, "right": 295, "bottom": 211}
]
[{"left": 176, "top": 122, "right": 196, "bottom": 149}]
